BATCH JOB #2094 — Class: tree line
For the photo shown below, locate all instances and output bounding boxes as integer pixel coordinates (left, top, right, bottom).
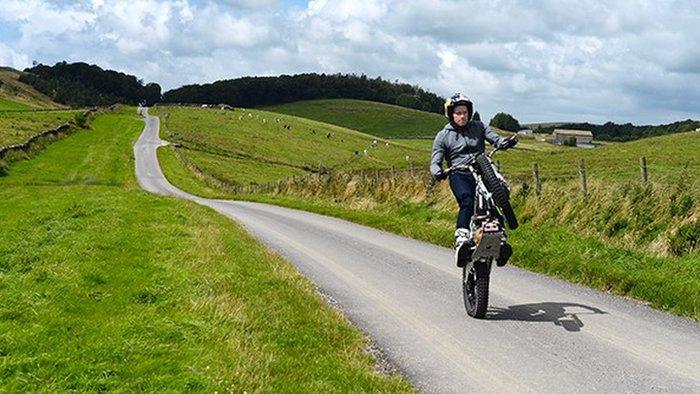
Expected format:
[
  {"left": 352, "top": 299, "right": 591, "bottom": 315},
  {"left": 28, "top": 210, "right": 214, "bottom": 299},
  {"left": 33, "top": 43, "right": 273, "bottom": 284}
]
[
  {"left": 534, "top": 120, "right": 700, "bottom": 141},
  {"left": 20, "top": 62, "right": 161, "bottom": 107},
  {"left": 162, "top": 73, "right": 445, "bottom": 113}
]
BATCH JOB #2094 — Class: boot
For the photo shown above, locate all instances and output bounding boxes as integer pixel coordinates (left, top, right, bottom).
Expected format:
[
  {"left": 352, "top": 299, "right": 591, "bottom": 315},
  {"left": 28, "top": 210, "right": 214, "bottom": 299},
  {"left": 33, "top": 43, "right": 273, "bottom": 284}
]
[
  {"left": 454, "top": 228, "right": 474, "bottom": 268},
  {"left": 497, "top": 242, "right": 513, "bottom": 267}
]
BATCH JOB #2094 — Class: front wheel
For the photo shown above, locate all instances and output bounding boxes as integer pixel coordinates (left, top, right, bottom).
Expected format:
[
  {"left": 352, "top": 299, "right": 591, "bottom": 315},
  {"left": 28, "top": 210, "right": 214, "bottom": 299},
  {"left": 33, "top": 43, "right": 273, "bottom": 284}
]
[{"left": 463, "top": 261, "right": 490, "bottom": 318}]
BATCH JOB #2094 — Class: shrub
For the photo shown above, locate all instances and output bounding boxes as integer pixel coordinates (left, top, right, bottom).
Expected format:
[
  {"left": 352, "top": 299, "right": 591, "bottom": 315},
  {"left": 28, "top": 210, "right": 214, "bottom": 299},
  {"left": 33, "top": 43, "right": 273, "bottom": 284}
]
[{"left": 489, "top": 112, "right": 520, "bottom": 131}]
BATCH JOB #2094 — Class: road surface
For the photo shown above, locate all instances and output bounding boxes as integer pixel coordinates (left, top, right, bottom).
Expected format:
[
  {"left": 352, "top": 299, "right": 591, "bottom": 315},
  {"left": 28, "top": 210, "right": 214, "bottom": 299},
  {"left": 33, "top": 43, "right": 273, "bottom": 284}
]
[{"left": 135, "top": 108, "right": 700, "bottom": 393}]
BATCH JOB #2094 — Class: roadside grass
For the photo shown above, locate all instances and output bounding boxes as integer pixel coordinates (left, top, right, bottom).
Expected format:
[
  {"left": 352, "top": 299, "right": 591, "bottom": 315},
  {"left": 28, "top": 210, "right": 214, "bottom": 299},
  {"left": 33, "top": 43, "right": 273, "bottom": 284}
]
[
  {"left": 0, "top": 98, "right": 32, "bottom": 110},
  {"left": 153, "top": 106, "right": 425, "bottom": 185},
  {"left": 264, "top": 99, "right": 446, "bottom": 139},
  {"left": 157, "top": 146, "right": 699, "bottom": 320},
  {"left": 0, "top": 110, "right": 81, "bottom": 147},
  {"left": 0, "top": 109, "right": 413, "bottom": 391}
]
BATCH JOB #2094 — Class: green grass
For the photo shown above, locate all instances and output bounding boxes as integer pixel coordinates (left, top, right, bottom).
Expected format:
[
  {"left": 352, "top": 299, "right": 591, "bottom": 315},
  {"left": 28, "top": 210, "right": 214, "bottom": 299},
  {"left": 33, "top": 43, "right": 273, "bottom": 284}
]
[
  {"left": 0, "top": 108, "right": 413, "bottom": 391},
  {"left": 153, "top": 105, "right": 425, "bottom": 185},
  {"left": 0, "top": 98, "right": 32, "bottom": 110},
  {"left": 0, "top": 110, "right": 81, "bottom": 147},
  {"left": 264, "top": 99, "right": 446, "bottom": 139},
  {"left": 499, "top": 131, "right": 700, "bottom": 185}
]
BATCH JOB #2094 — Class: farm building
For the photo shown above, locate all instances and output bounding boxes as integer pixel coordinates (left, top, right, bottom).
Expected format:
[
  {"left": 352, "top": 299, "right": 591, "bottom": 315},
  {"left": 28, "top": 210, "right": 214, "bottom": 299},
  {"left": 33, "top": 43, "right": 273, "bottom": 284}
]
[
  {"left": 552, "top": 129, "right": 593, "bottom": 146},
  {"left": 517, "top": 128, "right": 533, "bottom": 135}
]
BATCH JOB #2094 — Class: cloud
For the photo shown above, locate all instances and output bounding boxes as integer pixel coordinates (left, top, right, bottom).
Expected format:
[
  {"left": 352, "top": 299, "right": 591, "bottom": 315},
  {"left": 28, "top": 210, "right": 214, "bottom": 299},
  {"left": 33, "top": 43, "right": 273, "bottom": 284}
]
[{"left": 0, "top": 0, "right": 698, "bottom": 124}]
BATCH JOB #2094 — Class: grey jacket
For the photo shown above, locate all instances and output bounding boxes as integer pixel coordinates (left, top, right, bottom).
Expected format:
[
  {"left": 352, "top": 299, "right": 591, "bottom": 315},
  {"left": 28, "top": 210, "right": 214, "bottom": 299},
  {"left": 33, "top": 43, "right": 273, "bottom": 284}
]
[{"left": 430, "top": 121, "right": 505, "bottom": 177}]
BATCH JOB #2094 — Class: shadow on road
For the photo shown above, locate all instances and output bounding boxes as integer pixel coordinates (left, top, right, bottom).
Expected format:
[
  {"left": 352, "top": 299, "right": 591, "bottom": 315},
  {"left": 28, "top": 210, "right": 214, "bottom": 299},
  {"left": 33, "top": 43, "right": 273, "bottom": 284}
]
[{"left": 487, "top": 302, "right": 607, "bottom": 332}]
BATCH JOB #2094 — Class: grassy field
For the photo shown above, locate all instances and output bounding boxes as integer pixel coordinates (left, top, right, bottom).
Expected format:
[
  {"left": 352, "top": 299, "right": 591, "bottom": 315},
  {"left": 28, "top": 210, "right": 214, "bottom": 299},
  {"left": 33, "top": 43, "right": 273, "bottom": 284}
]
[
  {"left": 0, "top": 98, "right": 32, "bottom": 110},
  {"left": 153, "top": 105, "right": 426, "bottom": 185},
  {"left": 0, "top": 108, "right": 413, "bottom": 391},
  {"left": 0, "top": 110, "right": 81, "bottom": 147},
  {"left": 264, "top": 99, "right": 446, "bottom": 139},
  {"left": 0, "top": 67, "right": 62, "bottom": 109}
]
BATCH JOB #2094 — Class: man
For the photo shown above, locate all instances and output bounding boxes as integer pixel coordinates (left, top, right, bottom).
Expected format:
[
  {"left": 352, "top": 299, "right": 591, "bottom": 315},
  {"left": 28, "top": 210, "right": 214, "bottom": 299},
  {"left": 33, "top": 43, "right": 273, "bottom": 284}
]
[{"left": 430, "top": 93, "right": 517, "bottom": 267}]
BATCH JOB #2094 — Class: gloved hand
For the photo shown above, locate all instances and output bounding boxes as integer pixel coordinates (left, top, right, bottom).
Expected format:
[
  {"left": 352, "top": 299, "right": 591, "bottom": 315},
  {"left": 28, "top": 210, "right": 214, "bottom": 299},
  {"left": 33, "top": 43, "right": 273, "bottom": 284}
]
[
  {"left": 499, "top": 136, "right": 518, "bottom": 150},
  {"left": 434, "top": 170, "right": 448, "bottom": 181}
]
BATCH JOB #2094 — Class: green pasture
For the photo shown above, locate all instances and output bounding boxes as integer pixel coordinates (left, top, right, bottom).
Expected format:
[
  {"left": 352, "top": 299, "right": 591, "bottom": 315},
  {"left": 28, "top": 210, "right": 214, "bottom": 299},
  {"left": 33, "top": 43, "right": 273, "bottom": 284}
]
[
  {"left": 153, "top": 106, "right": 425, "bottom": 185},
  {"left": 0, "top": 110, "right": 81, "bottom": 147},
  {"left": 264, "top": 98, "right": 446, "bottom": 139},
  {"left": 0, "top": 98, "right": 32, "bottom": 110},
  {"left": 0, "top": 108, "right": 412, "bottom": 391}
]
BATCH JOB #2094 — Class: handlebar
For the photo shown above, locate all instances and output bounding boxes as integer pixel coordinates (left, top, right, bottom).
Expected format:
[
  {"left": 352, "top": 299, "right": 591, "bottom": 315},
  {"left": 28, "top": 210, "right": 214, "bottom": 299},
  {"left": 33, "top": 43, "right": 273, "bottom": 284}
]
[{"left": 443, "top": 135, "right": 517, "bottom": 175}]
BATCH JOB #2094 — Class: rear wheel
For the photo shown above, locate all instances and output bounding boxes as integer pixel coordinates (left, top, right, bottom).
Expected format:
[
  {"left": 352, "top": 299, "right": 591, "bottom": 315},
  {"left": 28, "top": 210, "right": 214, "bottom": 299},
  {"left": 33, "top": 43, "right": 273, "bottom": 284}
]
[
  {"left": 463, "top": 262, "right": 490, "bottom": 318},
  {"left": 474, "top": 154, "right": 518, "bottom": 229}
]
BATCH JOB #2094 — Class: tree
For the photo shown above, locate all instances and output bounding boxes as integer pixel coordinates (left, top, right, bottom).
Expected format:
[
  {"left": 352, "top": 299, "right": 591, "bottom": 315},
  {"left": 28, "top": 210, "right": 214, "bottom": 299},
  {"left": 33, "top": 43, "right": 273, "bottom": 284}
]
[
  {"left": 472, "top": 111, "right": 481, "bottom": 121},
  {"left": 489, "top": 112, "right": 520, "bottom": 131}
]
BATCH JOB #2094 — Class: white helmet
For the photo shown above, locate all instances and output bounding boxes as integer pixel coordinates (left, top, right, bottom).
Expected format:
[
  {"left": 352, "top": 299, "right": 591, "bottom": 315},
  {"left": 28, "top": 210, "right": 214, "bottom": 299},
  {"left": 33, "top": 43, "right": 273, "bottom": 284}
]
[{"left": 444, "top": 92, "right": 473, "bottom": 122}]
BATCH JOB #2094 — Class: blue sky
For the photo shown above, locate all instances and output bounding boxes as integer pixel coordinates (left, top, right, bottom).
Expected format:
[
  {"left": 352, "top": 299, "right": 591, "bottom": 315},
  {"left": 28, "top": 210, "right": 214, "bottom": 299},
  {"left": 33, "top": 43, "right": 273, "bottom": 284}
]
[{"left": 1, "top": 0, "right": 699, "bottom": 125}]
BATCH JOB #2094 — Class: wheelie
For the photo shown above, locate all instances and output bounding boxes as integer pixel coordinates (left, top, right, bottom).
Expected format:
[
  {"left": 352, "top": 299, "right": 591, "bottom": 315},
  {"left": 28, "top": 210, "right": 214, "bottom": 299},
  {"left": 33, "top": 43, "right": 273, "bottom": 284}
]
[{"left": 430, "top": 93, "right": 518, "bottom": 318}]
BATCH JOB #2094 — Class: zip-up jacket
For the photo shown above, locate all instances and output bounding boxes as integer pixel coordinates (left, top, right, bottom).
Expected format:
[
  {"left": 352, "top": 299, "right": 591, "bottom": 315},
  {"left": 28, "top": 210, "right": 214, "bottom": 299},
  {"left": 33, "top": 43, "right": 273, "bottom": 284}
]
[{"left": 430, "top": 121, "right": 506, "bottom": 177}]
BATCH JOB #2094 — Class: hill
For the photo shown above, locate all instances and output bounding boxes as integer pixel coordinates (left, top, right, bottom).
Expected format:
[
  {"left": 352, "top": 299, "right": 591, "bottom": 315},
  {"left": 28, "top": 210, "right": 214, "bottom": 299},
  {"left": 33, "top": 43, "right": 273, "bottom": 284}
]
[
  {"left": 0, "top": 67, "right": 63, "bottom": 109},
  {"left": 19, "top": 62, "right": 161, "bottom": 107},
  {"left": 264, "top": 99, "right": 447, "bottom": 139},
  {"left": 153, "top": 105, "right": 426, "bottom": 186},
  {"left": 162, "top": 73, "right": 445, "bottom": 113}
]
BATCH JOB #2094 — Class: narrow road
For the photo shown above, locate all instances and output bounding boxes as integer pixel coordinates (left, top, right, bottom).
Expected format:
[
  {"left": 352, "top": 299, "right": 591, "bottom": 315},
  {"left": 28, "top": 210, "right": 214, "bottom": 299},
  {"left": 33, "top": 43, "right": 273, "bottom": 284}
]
[{"left": 135, "top": 108, "right": 699, "bottom": 393}]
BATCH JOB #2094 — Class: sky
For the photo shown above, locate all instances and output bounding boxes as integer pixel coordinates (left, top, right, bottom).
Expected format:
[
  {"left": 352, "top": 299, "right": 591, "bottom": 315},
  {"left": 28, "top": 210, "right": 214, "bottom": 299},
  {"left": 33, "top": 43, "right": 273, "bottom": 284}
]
[{"left": 0, "top": 0, "right": 698, "bottom": 124}]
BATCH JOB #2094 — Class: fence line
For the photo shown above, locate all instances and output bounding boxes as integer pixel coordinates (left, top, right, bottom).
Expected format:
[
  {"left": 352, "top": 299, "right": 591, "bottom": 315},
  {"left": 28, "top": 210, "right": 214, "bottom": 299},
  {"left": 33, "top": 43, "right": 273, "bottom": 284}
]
[{"left": 219, "top": 156, "right": 662, "bottom": 196}]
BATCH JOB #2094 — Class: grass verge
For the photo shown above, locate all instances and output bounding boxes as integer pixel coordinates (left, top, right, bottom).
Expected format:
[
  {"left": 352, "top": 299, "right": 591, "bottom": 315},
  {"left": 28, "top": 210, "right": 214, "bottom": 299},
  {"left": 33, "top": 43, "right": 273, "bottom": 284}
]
[{"left": 0, "top": 108, "right": 413, "bottom": 391}]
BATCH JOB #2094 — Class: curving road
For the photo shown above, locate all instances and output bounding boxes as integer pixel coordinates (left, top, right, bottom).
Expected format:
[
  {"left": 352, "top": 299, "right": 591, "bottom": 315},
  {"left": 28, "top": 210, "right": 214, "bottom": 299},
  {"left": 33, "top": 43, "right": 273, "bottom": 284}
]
[{"left": 134, "top": 108, "right": 699, "bottom": 393}]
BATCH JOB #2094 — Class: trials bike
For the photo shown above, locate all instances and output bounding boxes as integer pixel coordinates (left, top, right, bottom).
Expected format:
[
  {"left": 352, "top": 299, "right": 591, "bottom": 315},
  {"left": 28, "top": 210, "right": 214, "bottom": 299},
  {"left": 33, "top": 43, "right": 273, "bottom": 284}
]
[{"left": 443, "top": 142, "right": 518, "bottom": 318}]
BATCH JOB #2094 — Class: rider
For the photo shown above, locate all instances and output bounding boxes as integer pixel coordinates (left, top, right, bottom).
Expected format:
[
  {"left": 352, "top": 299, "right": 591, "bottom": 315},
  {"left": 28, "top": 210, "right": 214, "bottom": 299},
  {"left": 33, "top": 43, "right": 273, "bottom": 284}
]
[{"left": 430, "top": 93, "right": 517, "bottom": 267}]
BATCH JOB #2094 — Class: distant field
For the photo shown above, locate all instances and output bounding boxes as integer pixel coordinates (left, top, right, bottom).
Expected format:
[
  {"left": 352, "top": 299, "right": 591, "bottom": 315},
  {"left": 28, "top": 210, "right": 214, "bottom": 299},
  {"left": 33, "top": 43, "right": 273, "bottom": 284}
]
[
  {"left": 264, "top": 99, "right": 446, "bottom": 139},
  {"left": 153, "top": 106, "right": 426, "bottom": 185},
  {"left": 498, "top": 131, "right": 700, "bottom": 185},
  {"left": 0, "top": 110, "right": 80, "bottom": 147},
  {"left": 0, "top": 98, "right": 32, "bottom": 110}
]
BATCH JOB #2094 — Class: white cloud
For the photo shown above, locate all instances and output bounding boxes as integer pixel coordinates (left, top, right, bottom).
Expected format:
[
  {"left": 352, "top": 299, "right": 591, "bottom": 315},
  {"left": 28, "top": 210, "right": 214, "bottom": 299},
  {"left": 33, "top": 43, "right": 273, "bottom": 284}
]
[{"left": 0, "top": 0, "right": 698, "bottom": 124}]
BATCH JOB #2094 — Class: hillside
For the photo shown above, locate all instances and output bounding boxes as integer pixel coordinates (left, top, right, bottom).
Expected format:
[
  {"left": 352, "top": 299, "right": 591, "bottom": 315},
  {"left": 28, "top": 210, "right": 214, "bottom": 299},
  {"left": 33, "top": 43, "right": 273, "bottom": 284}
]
[
  {"left": 0, "top": 110, "right": 80, "bottom": 147},
  {"left": 153, "top": 106, "right": 426, "bottom": 186},
  {"left": 264, "top": 99, "right": 446, "bottom": 139},
  {"left": 0, "top": 67, "right": 63, "bottom": 109}
]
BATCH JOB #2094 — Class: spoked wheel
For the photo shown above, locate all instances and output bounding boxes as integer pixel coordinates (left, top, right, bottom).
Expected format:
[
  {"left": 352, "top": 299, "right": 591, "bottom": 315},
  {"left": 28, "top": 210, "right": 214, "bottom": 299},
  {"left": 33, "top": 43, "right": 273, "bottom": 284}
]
[
  {"left": 474, "top": 154, "right": 518, "bottom": 230},
  {"left": 463, "top": 261, "right": 490, "bottom": 318}
]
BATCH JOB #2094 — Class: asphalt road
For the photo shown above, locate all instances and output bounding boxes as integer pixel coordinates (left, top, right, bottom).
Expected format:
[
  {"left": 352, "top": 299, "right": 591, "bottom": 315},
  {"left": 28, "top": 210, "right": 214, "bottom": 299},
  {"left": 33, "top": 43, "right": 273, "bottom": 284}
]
[{"left": 135, "top": 108, "right": 699, "bottom": 393}]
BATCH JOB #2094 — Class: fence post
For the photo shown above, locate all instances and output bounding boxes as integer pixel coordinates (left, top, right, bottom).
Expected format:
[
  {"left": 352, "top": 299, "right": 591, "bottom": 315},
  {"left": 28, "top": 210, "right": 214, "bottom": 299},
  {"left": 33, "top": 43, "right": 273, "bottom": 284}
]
[
  {"left": 639, "top": 156, "right": 648, "bottom": 186},
  {"left": 578, "top": 159, "right": 587, "bottom": 196},
  {"left": 532, "top": 163, "right": 541, "bottom": 196},
  {"left": 496, "top": 160, "right": 501, "bottom": 172}
]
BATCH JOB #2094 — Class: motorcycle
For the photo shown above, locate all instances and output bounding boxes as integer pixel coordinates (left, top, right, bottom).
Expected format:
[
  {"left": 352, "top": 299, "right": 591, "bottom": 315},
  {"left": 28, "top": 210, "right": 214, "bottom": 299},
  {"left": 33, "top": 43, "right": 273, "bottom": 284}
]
[{"left": 442, "top": 138, "right": 518, "bottom": 318}]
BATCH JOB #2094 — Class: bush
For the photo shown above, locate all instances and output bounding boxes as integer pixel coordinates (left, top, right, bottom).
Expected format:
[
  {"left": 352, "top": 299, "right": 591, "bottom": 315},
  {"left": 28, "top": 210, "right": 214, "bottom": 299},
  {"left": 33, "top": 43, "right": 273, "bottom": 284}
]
[
  {"left": 489, "top": 112, "right": 520, "bottom": 131},
  {"left": 563, "top": 136, "right": 576, "bottom": 146}
]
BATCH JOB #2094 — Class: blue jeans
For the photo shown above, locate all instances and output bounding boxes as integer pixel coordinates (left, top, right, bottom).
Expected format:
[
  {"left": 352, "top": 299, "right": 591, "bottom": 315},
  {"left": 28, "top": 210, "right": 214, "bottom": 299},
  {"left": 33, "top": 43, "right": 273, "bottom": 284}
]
[{"left": 449, "top": 171, "right": 476, "bottom": 229}]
